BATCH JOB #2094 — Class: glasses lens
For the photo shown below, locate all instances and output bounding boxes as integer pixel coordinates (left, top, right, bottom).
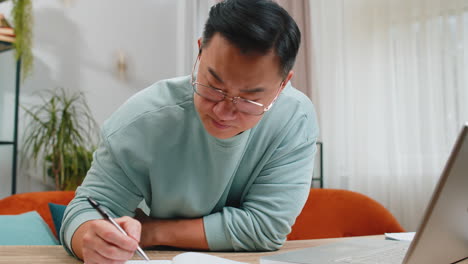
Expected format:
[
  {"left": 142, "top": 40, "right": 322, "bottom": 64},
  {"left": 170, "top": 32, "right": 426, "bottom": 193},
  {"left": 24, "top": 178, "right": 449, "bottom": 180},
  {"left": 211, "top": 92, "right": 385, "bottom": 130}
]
[
  {"left": 194, "top": 83, "right": 224, "bottom": 102},
  {"left": 236, "top": 100, "right": 264, "bottom": 115},
  {"left": 193, "top": 82, "right": 265, "bottom": 115}
]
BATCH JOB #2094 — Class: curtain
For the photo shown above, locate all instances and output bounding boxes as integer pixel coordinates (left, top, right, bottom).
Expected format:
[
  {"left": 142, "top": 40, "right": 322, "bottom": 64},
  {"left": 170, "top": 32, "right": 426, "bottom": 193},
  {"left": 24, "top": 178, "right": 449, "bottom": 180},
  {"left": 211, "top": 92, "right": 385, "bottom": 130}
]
[
  {"left": 275, "top": 0, "right": 314, "bottom": 99},
  {"left": 295, "top": 0, "right": 468, "bottom": 230},
  {"left": 175, "top": 0, "right": 217, "bottom": 76}
]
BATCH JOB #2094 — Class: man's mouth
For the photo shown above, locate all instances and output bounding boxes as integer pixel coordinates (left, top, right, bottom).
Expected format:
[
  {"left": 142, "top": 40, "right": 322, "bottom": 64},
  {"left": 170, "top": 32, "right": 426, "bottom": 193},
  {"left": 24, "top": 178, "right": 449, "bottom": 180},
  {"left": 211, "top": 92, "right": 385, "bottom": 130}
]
[{"left": 211, "top": 117, "right": 231, "bottom": 129}]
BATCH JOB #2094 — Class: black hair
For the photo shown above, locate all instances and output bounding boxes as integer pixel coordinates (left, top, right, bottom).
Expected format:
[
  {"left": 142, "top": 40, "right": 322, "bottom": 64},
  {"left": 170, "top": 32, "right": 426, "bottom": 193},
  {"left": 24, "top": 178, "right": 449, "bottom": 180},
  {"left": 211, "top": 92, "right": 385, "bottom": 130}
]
[{"left": 202, "top": 0, "right": 301, "bottom": 78}]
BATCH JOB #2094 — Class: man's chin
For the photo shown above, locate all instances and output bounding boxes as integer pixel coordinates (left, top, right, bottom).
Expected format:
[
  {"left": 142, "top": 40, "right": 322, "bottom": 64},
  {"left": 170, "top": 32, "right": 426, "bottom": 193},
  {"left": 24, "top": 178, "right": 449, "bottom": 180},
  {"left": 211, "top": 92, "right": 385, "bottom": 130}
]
[
  {"left": 206, "top": 128, "right": 235, "bottom": 139},
  {"left": 200, "top": 117, "right": 236, "bottom": 139},
  {"left": 203, "top": 123, "right": 237, "bottom": 139}
]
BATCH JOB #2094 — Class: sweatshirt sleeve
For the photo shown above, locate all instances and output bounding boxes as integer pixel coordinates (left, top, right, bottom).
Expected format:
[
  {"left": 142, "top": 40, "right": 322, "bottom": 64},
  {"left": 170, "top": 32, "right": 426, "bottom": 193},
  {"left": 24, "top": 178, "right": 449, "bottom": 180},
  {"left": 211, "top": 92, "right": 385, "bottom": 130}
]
[
  {"left": 59, "top": 132, "right": 144, "bottom": 256},
  {"left": 203, "top": 113, "right": 319, "bottom": 251}
]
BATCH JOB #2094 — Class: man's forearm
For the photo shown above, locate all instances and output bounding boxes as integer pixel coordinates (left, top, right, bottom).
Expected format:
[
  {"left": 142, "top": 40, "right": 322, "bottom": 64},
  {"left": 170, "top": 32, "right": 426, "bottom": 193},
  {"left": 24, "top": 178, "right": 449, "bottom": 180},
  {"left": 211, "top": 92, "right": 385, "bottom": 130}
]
[{"left": 140, "top": 218, "right": 209, "bottom": 250}]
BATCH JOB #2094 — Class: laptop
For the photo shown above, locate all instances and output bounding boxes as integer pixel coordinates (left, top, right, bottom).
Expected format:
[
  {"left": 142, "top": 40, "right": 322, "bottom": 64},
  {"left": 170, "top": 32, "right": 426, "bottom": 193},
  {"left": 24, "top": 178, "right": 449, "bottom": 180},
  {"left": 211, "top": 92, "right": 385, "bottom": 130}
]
[{"left": 261, "top": 124, "right": 468, "bottom": 264}]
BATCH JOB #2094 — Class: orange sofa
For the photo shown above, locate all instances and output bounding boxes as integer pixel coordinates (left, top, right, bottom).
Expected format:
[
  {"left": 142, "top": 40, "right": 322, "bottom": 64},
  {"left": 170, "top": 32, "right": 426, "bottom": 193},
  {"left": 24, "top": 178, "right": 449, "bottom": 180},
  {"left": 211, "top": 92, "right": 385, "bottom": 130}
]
[
  {"left": 0, "top": 189, "right": 404, "bottom": 243},
  {"left": 288, "top": 188, "right": 405, "bottom": 240},
  {"left": 0, "top": 191, "right": 75, "bottom": 237}
]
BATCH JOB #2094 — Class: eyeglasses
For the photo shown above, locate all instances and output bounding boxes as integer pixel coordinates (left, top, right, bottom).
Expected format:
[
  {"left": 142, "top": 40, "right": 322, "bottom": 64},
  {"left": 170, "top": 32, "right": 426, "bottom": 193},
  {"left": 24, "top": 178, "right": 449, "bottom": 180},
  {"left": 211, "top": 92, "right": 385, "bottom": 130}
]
[{"left": 191, "top": 57, "right": 283, "bottom": 116}]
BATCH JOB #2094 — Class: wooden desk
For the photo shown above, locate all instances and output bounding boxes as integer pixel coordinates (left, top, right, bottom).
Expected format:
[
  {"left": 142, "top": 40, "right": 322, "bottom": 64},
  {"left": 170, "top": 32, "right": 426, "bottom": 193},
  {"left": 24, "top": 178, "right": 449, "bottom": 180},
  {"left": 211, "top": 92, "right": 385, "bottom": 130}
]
[
  {"left": 0, "top": 237, "right": 341, "bottom": 264},
  {"left": 0, "top": 236, "right": 467, "bottom": 264}
]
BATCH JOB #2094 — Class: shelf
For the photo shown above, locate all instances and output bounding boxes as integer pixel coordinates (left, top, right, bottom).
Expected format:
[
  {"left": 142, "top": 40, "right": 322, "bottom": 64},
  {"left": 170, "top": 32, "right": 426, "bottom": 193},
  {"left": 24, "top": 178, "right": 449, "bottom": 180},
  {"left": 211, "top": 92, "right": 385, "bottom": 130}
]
[
  {"left": 0, "top": 46, "right": 21, "bottom": 195},
  {"left": 0, "top": 41, "right": 14, "bottom": 53}
]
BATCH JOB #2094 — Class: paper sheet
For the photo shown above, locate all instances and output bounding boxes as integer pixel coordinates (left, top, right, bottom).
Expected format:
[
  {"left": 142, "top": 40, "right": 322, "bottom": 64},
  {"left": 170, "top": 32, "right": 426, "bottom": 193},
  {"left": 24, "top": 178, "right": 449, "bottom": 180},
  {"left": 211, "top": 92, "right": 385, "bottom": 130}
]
[
  {"left": 126, "top": 252, "right": 247, "bottom": 264},
  {"left": 126, "top": 261, "right": 171, "bottom": 264},
  {"left": 385, "top": 232, "right": 416, "bottom": 242}
]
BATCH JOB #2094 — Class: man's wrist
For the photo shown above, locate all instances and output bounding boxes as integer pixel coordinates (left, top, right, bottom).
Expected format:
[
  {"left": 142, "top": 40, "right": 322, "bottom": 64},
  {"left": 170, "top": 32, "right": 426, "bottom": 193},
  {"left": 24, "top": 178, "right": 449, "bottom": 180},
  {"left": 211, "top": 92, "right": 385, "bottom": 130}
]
[
  {"left": 139, "top": 218, "right": 208, "bottom": 250},
  {"left": 140, "top": 219, "right": 163, "bottom": 248},
  {"left": 71, "top": 220, "right": 94, "bottom": 260}
]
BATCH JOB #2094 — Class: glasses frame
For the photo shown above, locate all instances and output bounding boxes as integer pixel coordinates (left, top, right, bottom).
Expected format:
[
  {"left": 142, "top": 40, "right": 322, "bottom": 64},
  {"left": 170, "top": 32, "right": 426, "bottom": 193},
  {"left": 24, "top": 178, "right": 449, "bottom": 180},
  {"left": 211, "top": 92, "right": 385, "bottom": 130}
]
[{"left": 191, "top": 56, "right": 284, "bottom": 116}]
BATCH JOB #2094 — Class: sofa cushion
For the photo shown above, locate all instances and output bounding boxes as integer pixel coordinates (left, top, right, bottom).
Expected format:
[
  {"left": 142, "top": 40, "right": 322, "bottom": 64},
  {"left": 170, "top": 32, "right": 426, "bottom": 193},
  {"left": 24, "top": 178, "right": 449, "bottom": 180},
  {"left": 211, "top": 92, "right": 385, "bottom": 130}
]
[
  {"left": 0, "top": 211, "right": 59, "bottom": 245},
  {"left": 0, "top": 191, "right": 75, "bottom": 237},
  {"left": 48, "top": 203, "right": 67, "bottom": 238}
]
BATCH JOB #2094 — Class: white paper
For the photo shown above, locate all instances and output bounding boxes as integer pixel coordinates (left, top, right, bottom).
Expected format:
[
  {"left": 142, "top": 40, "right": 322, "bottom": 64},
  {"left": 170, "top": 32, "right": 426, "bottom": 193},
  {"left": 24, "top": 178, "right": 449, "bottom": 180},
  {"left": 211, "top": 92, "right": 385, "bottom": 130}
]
[
  {"left": 126, "top": 252, "right": 247, "bottom": 264},
  {"left": 385, "top": 232, "right": 416, "bottom": 242},
  {"left": 126, "top": 261, "right": 171, "bottom": 264}
]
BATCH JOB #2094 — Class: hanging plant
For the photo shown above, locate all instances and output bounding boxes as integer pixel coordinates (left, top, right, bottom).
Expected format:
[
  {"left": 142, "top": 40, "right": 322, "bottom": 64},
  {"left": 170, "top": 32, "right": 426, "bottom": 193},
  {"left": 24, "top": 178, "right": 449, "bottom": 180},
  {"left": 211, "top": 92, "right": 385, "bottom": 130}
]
[
  {"left": 0, "top": 0, "right": 33, "bottom": 80},
  {"left": 12, "top": 0, "right": 33, "bottom": 79}
]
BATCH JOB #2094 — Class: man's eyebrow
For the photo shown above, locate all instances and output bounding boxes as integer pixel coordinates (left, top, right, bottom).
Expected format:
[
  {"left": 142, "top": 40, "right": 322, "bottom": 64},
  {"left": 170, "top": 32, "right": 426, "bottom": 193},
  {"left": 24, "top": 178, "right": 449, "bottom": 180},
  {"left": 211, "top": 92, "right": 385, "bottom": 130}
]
[
  {"left": 207, "top": 67, "right": 266, "bottom": 93},
  {"left": 240, "top": 87, "right": 266, "bottom": 93},
  {"left": 208, "top": 67, "right": 224, "bottom": 84}
]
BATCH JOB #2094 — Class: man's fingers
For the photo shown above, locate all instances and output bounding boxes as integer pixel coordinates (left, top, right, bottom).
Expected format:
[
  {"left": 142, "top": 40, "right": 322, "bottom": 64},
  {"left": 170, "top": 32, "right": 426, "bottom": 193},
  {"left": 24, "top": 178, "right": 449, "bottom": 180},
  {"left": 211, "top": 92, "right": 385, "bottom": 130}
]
[
  {"left": 91, "top": 220, "right": 139, "bottom": 252},
  {"left": 91, "top": 234, "right": 135, "bottom": 260},
  {"left": 80, "top": 217, "right": 143, "bottom": 264},
  {"left": 116, "top": 216, "right": 142, "bottom": 242},
  {"left": 82, "top": 232, "right": 131, "bottom": 264}
]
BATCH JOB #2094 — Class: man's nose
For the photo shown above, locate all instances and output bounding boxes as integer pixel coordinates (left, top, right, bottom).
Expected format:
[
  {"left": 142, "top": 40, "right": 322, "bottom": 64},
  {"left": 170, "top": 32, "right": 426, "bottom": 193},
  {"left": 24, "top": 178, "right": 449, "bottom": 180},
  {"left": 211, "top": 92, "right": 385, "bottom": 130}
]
[{"left": 212, "top": 99, "right": 237, "bottom": 121}]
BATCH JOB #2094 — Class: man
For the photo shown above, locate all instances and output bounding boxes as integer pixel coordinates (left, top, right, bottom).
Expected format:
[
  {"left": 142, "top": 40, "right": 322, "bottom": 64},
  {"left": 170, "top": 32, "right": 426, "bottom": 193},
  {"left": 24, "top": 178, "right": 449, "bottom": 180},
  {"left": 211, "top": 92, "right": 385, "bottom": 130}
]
[{"left": 61, "top": 0, "right": 319, "bottom": 263}]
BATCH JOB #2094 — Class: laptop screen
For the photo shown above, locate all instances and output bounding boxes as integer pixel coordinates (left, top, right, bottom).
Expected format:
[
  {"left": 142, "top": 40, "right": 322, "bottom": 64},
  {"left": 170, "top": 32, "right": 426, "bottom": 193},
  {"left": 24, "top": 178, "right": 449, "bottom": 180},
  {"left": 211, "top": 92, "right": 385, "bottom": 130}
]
[{"left": 404, "top": 124, "right": 468, "bottom": 264}]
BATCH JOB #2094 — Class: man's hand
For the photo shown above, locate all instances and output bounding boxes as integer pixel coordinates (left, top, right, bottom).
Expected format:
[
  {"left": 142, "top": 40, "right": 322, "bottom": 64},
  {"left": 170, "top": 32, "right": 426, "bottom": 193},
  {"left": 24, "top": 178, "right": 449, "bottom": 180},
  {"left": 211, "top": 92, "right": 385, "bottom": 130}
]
[{"left": 72, "top": 216, "right": 142, "bottom": 264}]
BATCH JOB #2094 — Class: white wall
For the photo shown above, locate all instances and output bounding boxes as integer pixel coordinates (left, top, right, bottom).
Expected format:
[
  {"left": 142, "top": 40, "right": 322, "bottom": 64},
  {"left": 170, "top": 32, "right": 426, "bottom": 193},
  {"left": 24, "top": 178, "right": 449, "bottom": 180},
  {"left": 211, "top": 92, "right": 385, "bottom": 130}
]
[
  {"left": 0, "top": 0, "right": 209, "bottom": 197},
  {"left": 24, "top": 0, "right": 185, "bottom": 123}
]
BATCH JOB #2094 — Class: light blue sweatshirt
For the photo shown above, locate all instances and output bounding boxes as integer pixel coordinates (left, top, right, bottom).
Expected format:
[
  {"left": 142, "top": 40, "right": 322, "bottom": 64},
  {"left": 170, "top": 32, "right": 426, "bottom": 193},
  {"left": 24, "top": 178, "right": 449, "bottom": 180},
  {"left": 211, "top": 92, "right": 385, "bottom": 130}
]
[{"left": 60, "top": 75, "right": 319, "bottom": 255}]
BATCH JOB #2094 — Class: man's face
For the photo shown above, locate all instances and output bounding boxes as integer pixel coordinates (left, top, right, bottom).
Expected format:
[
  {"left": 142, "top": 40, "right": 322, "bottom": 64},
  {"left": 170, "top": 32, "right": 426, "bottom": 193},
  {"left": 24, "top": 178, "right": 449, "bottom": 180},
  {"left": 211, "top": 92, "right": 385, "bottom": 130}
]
[{"left": 194, "top": 33, "right": 291, "bottom": 139}]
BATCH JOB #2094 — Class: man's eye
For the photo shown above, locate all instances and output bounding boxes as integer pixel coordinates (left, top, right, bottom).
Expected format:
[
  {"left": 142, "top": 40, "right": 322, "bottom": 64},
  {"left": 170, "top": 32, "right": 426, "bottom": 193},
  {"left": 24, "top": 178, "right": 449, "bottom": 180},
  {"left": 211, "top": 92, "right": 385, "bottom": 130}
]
[
  {"left": 240, "top": 95, "right": 261, "bottom": 102},
  {"left": 250, "top": 98, "right": 261, "bottom": 102},
  {"left": 207, "top": 81, "right": 221, "bottom": 91},
  {"left": 211, "top": 87, "right": 223, "bottom": 93}
]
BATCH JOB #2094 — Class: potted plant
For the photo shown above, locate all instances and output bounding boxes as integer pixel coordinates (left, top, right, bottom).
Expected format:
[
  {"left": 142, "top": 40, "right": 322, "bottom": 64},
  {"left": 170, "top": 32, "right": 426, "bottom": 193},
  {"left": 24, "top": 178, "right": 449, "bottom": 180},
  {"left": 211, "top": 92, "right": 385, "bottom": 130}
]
[
  {"left": 0, "top": 0, "right": 33, "bottom": 79},
  {"left": 22, "top": 88, "right": 99, "bottom": 190}
]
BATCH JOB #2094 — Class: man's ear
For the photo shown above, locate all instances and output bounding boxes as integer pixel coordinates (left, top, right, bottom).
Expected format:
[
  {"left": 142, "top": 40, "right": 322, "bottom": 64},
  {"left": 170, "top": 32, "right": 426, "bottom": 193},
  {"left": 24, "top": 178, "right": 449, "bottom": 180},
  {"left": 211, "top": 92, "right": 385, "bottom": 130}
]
[
  {"left": 281, "top": 71, "right": 294, "bottom": 90},
  {"left": 197, "top": 38, "right": 202, "bottom": 56}
]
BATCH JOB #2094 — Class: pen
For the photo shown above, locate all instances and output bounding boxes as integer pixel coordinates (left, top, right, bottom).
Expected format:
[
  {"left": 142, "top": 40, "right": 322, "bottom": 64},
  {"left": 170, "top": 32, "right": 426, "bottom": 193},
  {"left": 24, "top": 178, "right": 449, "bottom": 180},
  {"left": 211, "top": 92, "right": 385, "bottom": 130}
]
[{"left": 86, "top": 196, "right": 150, "bottom": 261}]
